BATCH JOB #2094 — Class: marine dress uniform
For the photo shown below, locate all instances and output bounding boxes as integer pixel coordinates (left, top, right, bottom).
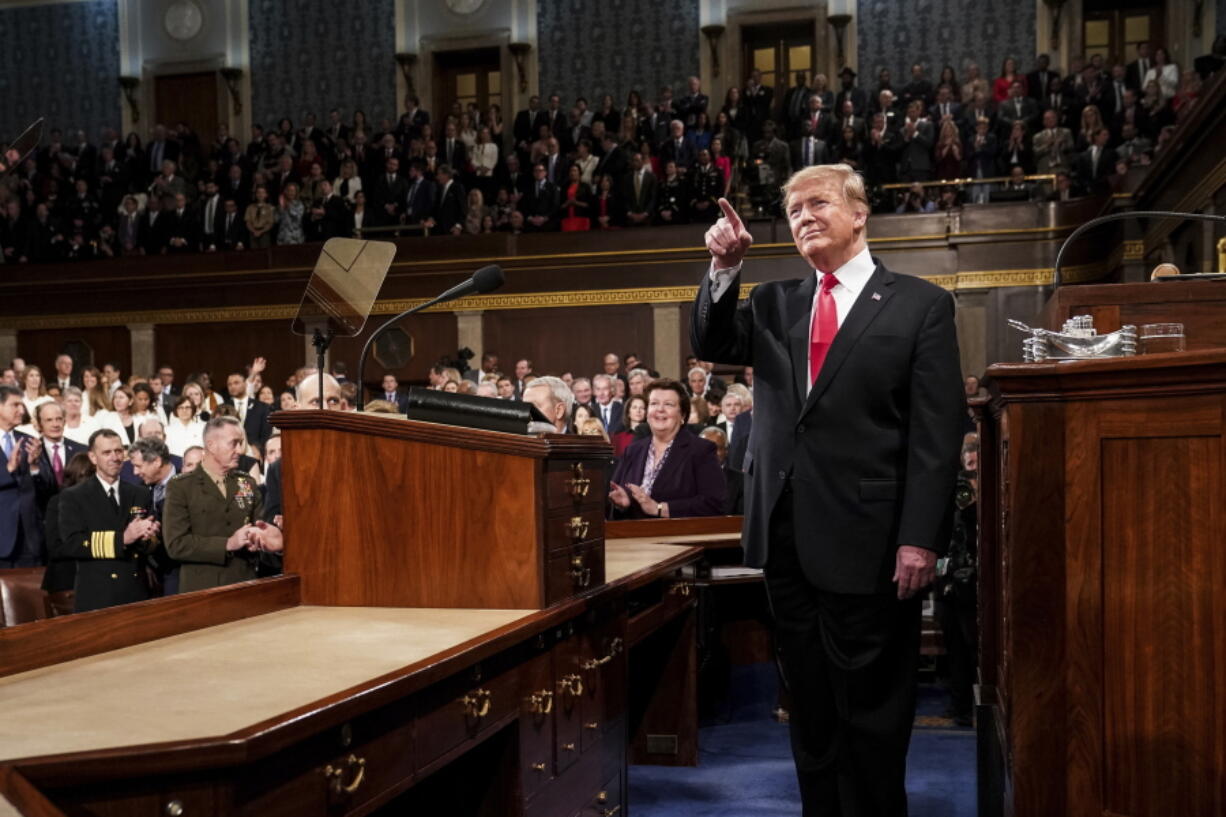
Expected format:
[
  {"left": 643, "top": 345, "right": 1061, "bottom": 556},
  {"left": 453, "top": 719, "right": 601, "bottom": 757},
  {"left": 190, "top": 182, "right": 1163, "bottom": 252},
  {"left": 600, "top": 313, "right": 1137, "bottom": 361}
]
[{"left": 163, "top": 465, "right": 272, "bottom": 592}]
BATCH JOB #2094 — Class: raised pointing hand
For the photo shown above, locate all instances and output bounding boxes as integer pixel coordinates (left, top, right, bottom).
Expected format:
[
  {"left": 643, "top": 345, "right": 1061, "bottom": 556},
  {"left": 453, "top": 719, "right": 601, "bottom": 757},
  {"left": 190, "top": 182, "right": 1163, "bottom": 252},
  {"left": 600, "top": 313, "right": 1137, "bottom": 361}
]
[{"left": 705, "top": 197, "right": 753, "bottom": 271}]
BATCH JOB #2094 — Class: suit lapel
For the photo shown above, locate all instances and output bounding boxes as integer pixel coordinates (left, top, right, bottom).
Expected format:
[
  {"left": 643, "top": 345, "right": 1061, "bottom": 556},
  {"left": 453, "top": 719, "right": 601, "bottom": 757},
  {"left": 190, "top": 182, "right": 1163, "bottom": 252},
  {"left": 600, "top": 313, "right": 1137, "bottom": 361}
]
[
  {"left": 801, "top": 262, "right": 896, "bottom": 417},
  {"left": 787, "top": 274, "right": 818, "bottom": 404}
]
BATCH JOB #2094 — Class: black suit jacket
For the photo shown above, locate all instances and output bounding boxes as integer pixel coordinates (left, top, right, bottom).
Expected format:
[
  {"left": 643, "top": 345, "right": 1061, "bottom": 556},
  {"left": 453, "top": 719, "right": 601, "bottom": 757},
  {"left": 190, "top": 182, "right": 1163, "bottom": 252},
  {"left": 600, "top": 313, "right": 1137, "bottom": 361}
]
[
  {"left": 594, "top": 400, "right": 624, "bottom": 435},
  {"left": 609, "top": 428, "right": 725, "bottom": 518},
  {"left": 55, "top": 478, "right": 153, "bottom": 612},
  {"left": 221, "top": 397, "right": 273, "bottom": 446},
  {"left": 434, "top": 180, "right": 467, "bottom": 234},
  {"left": 690, "top": 258, "right": 964, "bottom": 594},
  {"left": 37, "top": 438, "right": 87, "bottom": 495},
  {"left": 0, "top": 430, "right": 52, "bottom": 561}
]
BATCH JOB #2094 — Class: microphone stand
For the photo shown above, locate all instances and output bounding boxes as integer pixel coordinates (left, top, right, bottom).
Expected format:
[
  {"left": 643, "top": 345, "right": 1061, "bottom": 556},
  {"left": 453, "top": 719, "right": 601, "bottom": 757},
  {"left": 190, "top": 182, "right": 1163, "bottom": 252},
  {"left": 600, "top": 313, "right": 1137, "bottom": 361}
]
[
  {"left": 354, "top": 289, "right": 471, "bottom": 412},
  {"left": 1053, "top": 210, "right": 1226, "bottom": 287}
]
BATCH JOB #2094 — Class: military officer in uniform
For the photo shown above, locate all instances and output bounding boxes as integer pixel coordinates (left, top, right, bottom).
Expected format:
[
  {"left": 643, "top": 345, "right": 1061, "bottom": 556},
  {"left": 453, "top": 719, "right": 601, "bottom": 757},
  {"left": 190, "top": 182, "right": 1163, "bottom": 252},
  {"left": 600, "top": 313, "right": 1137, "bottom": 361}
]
[
  {"left": 163, "top": 416, "right": 282, "bottom": 592},
  {"left": 56, "top": 428, "right": 160, "bottom": 612}
]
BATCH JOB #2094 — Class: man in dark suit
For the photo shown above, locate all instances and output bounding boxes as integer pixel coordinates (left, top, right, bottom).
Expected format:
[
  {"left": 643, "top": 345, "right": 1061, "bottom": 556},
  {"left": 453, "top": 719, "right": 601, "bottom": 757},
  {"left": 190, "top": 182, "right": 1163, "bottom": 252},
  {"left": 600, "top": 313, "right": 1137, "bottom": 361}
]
[
  {"left": 592, "top": 375, "right": 624, "bottom": 434},
  {"left": 1027, "top": 54, "right": 1056, "bottom": 102},
  {"left": 33, "top": 401, "right": 85, "bottom": 492},
  {"left": 404, "top": 161, "right": 438, "bottom": 227},
  {"left": 622, "top": 153, "right": 657, "bottom": 227},
  {"left": 1074, "top": 127, "right": 1117, "bottom": 194},
  {"left": 378, "top": 374, "right": 411, "bottom": 414},
  {"left": 429, "top": 164, "right": 466, "bottom": 236},
  {"left": 222, "top": 372, "right": 272, "bottom": 448},
  {"left": 791, "top": 119, "right": 831, "bottom": 170},
  {"left": 745, "top": 69, "right": 775, "bottom": 140},
  {"left": 1126, "top": 43, "right": 1152, "bottom": 92},
  {"left": 783, "top": 72, "right": 814, "bottom": 139},
  {"left": 118, "top": 418, "right": 183, "bottom": 486},
  {"left": 0, "top": 385, "right": 53, "bottom": 567},
  {"left": 370, "top": 157, "right": 410, "bottom": 227},
  {"left": 140, "top": 195, "right": 168, "bottom": 255},
  {"left": 514, "top": 95, "right": 548, "bottom": 157},
  {"left": 55, "top": 428, "right": 158, "bottom": 612},
  {"left": 51, "top": 354, "right": 82, "bottom": 392},
  {"left": 692, "top": 166, "right": 963, "bottom": 815},
  {"left": 306, "top": 180, "right": 352, "bottom": 241},
  {"left": 440, "top": 122, "right": 468, "bottom": 173},
  {"left": 834, "top": 67, "right": 867, "bottom": 118},
  {"left": 543, "top": 94, "right": 567, "bottom": 139},
  {"left": 675, "top": 76, "right": 710, "bottom": 128},
  {"left": 900, "top": 63, "right": 935, "bottom": 109},
  {"left": 520, "top": 163, "right": 560, "bottom": 232},
  {"left": 217, "top": 198, "right": 249, "bottom": 251},
  {"left": 659, "top": 121, "right": 695, "bottom": 173},
  {"left": 128, "top": 435, "right": 181, "bottom": 594}
]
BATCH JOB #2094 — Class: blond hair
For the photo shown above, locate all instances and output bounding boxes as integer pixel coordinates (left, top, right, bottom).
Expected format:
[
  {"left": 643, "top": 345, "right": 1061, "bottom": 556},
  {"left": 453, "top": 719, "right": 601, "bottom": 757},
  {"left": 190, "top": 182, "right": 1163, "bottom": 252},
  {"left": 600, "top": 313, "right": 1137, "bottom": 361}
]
[{"left": 781, "top": 163, "right": 869, "bottom": 214}]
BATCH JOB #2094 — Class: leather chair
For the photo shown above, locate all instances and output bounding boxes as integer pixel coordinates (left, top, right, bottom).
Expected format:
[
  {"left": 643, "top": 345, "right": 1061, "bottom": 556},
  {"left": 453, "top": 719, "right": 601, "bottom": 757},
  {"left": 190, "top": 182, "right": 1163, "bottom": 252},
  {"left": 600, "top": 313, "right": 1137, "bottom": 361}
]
[{"left": 0, "top": 567, "right": 51, "bottom": 627}]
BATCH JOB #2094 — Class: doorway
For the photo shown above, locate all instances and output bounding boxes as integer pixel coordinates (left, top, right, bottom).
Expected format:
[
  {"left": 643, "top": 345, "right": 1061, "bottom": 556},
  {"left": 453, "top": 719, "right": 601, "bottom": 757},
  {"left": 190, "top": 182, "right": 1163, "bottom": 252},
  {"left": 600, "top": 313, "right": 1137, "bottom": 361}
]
[
  {"left": 1083, "top": 0, "right": 1164, "bottom": 64},
  {"left": 153, "top": 71, "right": 220, "bottom": 140},
  {"left": 742, "top": 23, "right": 817, "bottom": 119},
  {"left": 432, "top": 47, "right": 502, "bottom": 125}
]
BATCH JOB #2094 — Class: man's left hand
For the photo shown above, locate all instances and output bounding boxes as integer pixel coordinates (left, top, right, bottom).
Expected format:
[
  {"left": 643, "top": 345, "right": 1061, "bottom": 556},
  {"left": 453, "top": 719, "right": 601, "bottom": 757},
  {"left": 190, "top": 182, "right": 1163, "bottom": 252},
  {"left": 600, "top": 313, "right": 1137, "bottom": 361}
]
[{"left": 893, "top": 545, "right": 937, "bottom": 600}]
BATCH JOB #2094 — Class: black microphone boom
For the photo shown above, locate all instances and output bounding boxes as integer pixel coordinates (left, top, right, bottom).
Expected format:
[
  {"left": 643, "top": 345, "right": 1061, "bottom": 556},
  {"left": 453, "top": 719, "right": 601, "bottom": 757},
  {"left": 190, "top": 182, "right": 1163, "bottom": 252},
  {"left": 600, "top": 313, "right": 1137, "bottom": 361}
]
[
  {"left": 355, "top": 265, "right": 505, "bottom": 410},
  {"left": 1052, "top": 211, "right": 1226, "bottom": 288}
]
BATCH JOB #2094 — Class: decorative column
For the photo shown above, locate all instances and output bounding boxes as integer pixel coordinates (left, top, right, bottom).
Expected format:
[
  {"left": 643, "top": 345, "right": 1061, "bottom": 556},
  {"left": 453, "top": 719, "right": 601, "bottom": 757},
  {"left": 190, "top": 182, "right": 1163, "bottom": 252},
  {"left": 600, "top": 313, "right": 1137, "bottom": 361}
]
[
  {"left": 652, "top": 303, "right": 682, "bottom": 380},
  {"left": 128, "top": 323, "right": 155, "bottom": 378},
  {"left": 455, "top": 310, "right": 484, "bottom": 365},
  {"left": 0, "top": 328, "right": 17, "bottom": 369}
]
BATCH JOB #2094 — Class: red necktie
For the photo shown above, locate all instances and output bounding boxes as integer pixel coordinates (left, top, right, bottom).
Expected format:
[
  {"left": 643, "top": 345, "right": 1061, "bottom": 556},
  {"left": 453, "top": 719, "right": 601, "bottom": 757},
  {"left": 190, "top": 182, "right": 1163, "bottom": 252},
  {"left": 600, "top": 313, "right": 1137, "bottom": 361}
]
[{"left": 809, "top": 273, "right": 840, "bottom": 388}]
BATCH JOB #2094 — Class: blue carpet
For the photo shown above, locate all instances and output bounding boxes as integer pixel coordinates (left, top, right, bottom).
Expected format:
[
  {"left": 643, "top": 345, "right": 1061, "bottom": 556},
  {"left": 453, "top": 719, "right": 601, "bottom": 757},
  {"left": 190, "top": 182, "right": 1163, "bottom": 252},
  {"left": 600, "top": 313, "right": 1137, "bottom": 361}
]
[{"left": 629, "top": 664, "right": 976, "bottom": 817}]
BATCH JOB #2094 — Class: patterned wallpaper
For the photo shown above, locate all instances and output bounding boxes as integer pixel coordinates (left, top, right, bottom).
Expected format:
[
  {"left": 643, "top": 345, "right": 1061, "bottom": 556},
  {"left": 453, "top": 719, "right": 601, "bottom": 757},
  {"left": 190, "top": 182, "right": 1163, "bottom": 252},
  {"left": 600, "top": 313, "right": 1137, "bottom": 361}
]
[
  {"left": 538, "top": 0, "right": 700, "bottom": 107},
  {"left": 0, "top": 0, "right": 120, "bottom": 142},
  {"left": 249, "top": 0, "right": 397, "bottom": 132},
  {"left": 856, "top": 0, "right": 1036, "bottom": 93}
]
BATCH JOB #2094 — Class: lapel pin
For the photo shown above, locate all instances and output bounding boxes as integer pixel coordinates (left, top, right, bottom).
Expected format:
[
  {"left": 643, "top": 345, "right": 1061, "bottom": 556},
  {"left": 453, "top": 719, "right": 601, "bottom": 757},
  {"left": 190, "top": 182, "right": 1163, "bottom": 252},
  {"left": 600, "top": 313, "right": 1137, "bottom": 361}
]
[{"left": 871, "top": 292, "right": 882, "bottom": 301}]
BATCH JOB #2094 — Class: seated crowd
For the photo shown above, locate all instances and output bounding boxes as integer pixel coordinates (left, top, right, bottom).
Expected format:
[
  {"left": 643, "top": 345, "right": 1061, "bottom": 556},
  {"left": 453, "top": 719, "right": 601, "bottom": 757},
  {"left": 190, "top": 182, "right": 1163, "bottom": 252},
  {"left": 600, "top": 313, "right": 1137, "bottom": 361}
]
[
  {"left": 0, "top": 349, "right": 750, "bottom": 615},
  {"left": 3, "top": 37, "right": 1220, "bottom": 263}
]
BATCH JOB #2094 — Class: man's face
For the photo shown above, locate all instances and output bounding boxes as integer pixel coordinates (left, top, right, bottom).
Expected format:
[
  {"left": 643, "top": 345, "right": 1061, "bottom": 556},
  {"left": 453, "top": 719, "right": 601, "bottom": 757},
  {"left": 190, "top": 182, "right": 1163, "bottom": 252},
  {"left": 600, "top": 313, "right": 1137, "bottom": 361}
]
[
  {"left": 688, "top": 77, "right": 700, "bottom": 94},
  {"left": 497, "top": 379, "right": 514, "bottom": 398},
  {"left": 786, "top": 179, "right": 867, "bottom": 268},
  {"left": 130, "top": 450, "right": 165, "bottom": 485},
  {"left": 1043, "top": 110, "right": 1057, "bottom": 129},
  {"left": 482, "top": 355, "right": 498, "bottom": 373},
  {"left": 721, "top": 395, "right": 741, "bottom": 422},
  {"left": 382, "top": 375, "right": 398, "bottom": 392},
  {"left": 515, "top": 360, "right": 530, "bottom": 379},
  {"left": 297, "top": 377, "right": 343, "bottom": 410},
  {"left": 158, "top": 367, "right": 174, "bottom": 386},
  {"left": 603, "top": 354, "right": 620, "bottom": 374},
  {"left": 523, "top": 385, "right": 564, "bottom": 430},
  {"left": 56, "top": 355, "right": 72, "bottom": 376},
  {"left": 572, "top": 380, "right": 592, "bottom": 405},
  {"left": 205, "top": 424, "right": 245, "bottom": 471},
  {"left": 0, "top": 394, "right": 21, "bottom": 430},
  {"left": 89, "top": 434, "right": 126, "bottom": 480},
  {"left": 265, "top": 436, "right": 282, "bottom": 464},
  {"left": 181, "top": 448, "right": 203, "bottom": 473},
  {"left": 37, "top": 404, "right": 66, "bottom": 440},
  {"left": 139, "top": 420, "right": 165, "bottom": 441},
  {"left": 688, "top": 370, "right": 707, "bottom": 395},
  {"left": 103, "top": 364, "right": 119, "bottom": 383},
  {"left": 593, "top": 378, "right": 612, "bottom": 405},
  {"left": 227, "top": 374, "right": 246, "bottom": 398},
  {"left": 625, "top": 355, "right": 640, "bottom": 371}
]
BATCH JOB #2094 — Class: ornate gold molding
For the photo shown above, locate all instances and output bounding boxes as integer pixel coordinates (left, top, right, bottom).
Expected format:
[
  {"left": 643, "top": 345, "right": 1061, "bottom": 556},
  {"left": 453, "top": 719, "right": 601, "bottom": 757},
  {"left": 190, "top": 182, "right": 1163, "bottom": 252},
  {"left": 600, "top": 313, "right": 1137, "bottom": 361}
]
[
  {"left": 9, "top": 264, "right": 1108, "bottom": 331},
  {"left": 1122, "top": 240, "right": 1144, "bottom": 261}
]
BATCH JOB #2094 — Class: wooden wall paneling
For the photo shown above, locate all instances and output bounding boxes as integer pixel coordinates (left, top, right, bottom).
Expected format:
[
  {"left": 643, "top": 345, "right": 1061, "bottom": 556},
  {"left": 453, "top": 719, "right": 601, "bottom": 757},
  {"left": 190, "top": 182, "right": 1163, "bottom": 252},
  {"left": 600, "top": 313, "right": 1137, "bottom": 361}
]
[
  {"left": 1004, "top": 401, "right": 1067, "bottom": 817},
  {"left": 328, "top": 311, "right": 458, "bottom": 392},
  {"left": 482, "top": 306, "right": 654, "bottom": 383},
  {"left": 16, "top": 326, "right": 132, "bottom": 376},
  {"left": 154, "top": 320, "right": 304, "bottom": 393}
]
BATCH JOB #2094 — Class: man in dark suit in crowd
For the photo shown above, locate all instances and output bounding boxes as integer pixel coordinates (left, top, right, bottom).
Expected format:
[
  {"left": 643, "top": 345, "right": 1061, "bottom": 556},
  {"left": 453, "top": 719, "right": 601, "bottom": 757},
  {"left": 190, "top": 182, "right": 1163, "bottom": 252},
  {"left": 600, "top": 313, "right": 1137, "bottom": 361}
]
[
  {"left": 1074, "top": 127, "right": 1117, "bottom": 194},
  {"left": 370, "top": 157, "right": 409, "bottom": 227},
  {"left": 33, "top": 401, "right": 85, "bottom": 492},
  {"left": 514, "top": 95, "right": 548, "bottom": 158},
  {"left": 119, "top": 418, "right": 183, "bottom": 486},
  {"left": 900, "top": 63, "right": 935, "bottom": 109},
  {"left": 591, "top": 374, "right": 623, "bottom": 434},
  {"left": 429, "top": 164, "right": 466, "bottom": 236},
  {"left": 306, "top": 180, "right": 352, "bottom": 241},
  {"left": 1027, "top": 54, "right": 1056, "bottom": 102},
  {"left": 543, "top": 94, "right": 567, "bottom": 138},
  {"left": 834, "top": 67, "right": 867, "bottom": 118},
  {"left": 659, "top": 120, "right": 695, "bottom": 173},
  {"left": 52, "top": 354, "right": 82, "bottom": 392},
  {"left": 0, "top": 385, "right": 52, "bottom": 567},
  {"left": 675, "top": 76, "right": 710, "bottom": 128},
  {"left": 745, "top": 68, "right": 775, "bottom": 140},
  {"left": 128, "top": 435, "right": 181, "bottom": 595},
  {"left": 520, "top": 163, "right": 559, "bottom": 232},
  {"left": 222, "top": 371, "right": 272, "bottom": 448},
  {"left": 623, "top": 153, "right": 657, "bottom": 227},
  {"left": 404, "top": 161, "right": 438, "bottom": 227},
  {"left": 783, "top": 72, "right": 814, "bottom": 138},
  {"left": 217, "top": 198, "right": 249, "bottom": 250},
  {"left": 140, "top": 195, "right": 168, "bottom": 255},
  {"left": 379, "top": 374, "right": 411, "bottom": 414},
  {"left": 792, "top": 119, "right": 831, "bottom": 171},
  {"left": 441, "top": 122, "right": 468, "bottom": 173},
  {"left": 692, "top": 164, "right": 963, "bottom": 816},
  {"left": 55, "top": 428, "right": 158, "bottom": 612},
  {"left": 1125, "top": 42, "right": 1152, "bottom": 92}
]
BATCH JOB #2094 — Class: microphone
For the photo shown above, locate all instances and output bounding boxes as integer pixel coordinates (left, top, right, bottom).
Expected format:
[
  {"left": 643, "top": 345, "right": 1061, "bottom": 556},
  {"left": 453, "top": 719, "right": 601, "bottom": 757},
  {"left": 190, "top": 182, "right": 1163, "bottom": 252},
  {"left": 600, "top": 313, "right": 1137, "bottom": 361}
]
[
  {"left": 355, "top": 265, "right": 505, "bottom": 410},
  {"left": 1052, "top": 211, "right": 1225, "bottom": 288}
]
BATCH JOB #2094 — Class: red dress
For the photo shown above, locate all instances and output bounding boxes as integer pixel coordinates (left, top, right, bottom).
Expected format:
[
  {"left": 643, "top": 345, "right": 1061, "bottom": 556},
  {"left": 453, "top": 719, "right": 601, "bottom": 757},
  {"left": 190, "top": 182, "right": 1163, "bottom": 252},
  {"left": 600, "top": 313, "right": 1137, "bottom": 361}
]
[
  {"left": 993, "top": 75, "right": 1027, "bottom": 102},
  {"left": 560, "top": 182, "right": 590, "bottom": 231}
]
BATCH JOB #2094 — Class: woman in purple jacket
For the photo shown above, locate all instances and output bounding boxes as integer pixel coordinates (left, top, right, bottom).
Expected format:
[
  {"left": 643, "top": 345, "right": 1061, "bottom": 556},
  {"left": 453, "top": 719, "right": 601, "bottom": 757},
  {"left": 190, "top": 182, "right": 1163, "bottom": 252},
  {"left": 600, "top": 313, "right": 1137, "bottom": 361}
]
[{"left": 608, "top": 379, "right": 725, "bottom": 518}]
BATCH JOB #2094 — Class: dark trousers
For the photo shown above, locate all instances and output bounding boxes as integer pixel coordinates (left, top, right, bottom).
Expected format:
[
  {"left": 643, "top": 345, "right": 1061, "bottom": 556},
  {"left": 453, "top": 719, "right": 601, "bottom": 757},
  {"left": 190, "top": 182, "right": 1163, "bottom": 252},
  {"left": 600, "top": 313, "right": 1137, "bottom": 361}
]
[
  {"left": 935, "top": 593, "right": 977, "bottom": 717},
  {"left": 765, "top": 488, "right": 921, "bottom": 817}
]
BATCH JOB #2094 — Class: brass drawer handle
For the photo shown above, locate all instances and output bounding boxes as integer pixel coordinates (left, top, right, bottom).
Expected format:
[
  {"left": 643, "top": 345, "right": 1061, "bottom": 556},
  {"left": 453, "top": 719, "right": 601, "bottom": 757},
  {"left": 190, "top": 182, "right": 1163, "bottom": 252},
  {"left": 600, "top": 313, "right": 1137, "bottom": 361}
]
[
  {"left": 567, "top": 462, "right": 591, "bottom": 500},
  {"left": 322, "top": 753, "right": 366, "bottom": 796},
  {"left": 567, "top": 516, "right": 591, "bottom": 541},
  {"left": 584, "top": 721, "right": 599, "bottom": 730},
  {"left": 527, "top": 689, "right": 554, "bottom": 714},
  {"left": 460, "top": 688, "right": 492, "bottom": 719},
  {"left": 530, "top": 762, "right": 547, "bottom": 772},
  {"left": 559, "top": 673, "right": 585, "bottom": 697},
  {"left": 570, "top": 565, "right": 592, "bottom": 588},
  {"left": 581, "top": 637, "right": 624, "bottom": 670},
  {"left": 562, "top": 742, "right": 576, "bottom": 752},
  {"left": 601, "top": 807, "right": 621, "bottom": 816}
]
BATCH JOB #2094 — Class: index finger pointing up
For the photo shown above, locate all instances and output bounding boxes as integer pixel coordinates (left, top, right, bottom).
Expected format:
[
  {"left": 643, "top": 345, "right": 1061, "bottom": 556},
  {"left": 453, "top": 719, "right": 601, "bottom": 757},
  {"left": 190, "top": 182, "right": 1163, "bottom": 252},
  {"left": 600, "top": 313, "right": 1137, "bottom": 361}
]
[{"left": 717, "top": 197, "right": 742, "bottom": 229}]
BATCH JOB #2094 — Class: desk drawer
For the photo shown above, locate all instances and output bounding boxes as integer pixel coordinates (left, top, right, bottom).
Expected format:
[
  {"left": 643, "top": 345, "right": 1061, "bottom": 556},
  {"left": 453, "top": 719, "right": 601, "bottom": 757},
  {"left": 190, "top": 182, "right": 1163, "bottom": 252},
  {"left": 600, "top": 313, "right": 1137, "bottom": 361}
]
[
  {"left": 545, "top": 542, "right": 606, "bottom": 606},
  {"left": 544, "top": 506, "right": 605, "bottom": 552},
  {"left": 414, "top": 664, "right": 521, "bottom": 774},
  {"left": 545, "top": 460, "right": 607, "bottom": 511},
  {"left": 235, "top": 700, "right": 415, "bottom": 817}
]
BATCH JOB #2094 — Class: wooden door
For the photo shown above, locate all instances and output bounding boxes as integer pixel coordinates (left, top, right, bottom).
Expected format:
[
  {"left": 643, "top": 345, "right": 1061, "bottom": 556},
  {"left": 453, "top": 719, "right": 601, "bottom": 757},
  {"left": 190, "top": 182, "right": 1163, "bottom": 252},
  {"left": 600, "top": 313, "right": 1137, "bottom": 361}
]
[
  {"left": 432, "top": 48, "right": 502, "bottom": 125},
  {"left": 153, "top": 72, "right": 219, "bottom": 139},
  {"left": 1083, "top": 1, "right": 1164, "bottom": 64},
  {"left": 742, "top": 23, "right": 816, "bottom": 119}
]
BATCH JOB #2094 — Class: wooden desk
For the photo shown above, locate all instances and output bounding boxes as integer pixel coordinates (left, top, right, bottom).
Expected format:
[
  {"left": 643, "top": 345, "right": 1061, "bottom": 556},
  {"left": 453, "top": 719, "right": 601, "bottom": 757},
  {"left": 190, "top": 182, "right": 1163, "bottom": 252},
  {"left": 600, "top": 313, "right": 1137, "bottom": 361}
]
[{"left": 0, "top": 543, "right": 702, "bottom": 817}]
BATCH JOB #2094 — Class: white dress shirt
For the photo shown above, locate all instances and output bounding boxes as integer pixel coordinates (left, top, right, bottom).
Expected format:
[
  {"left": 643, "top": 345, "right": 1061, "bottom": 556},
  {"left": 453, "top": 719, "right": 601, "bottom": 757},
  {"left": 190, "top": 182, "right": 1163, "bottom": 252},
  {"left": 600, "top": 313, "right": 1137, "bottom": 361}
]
[{"left": 710, "top": 246, "right": 878, "bottom": 389}]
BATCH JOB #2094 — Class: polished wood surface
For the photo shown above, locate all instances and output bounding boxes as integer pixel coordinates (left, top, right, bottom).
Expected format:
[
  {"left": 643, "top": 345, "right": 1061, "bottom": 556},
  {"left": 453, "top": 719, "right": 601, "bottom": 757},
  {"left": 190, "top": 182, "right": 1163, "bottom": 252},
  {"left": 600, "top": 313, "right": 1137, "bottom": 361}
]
[
  {"left": 607, "top": 515, "right": 742, "bottom": 541},
  {"left": 0, "top": 576, "right": 299, "bottom": 679},
  {"left": 1041, "top": 280, "right": 1226, "bottom": 351},
  {"left": 276, "top": 412, "right": 611, "bottom": 609},
  {"left": 981, "top": 349, "right": 1226, "bottom": 817}
]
